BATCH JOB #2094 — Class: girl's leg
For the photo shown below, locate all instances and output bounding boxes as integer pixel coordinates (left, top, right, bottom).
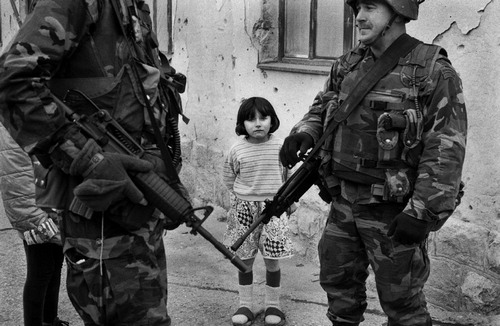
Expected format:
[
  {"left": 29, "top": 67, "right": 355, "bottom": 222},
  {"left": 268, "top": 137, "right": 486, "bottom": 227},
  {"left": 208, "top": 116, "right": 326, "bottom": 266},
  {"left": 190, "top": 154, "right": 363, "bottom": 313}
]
[
  {"left": 224, "top": 198, "right": 262, "bottom": 325},
  {"left": 263, "top": 258, "right": 284, "bottom": 325},
  {"left": 233, "top": 258, "right": 255, "bottom": 325}
]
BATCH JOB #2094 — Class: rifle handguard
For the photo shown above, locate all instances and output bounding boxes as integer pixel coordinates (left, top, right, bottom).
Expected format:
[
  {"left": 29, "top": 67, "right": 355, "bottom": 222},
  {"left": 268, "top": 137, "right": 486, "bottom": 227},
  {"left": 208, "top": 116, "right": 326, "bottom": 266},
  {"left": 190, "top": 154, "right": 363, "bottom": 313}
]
[{"left": 132, "top": 171, "right": 250, "bottom": 273}]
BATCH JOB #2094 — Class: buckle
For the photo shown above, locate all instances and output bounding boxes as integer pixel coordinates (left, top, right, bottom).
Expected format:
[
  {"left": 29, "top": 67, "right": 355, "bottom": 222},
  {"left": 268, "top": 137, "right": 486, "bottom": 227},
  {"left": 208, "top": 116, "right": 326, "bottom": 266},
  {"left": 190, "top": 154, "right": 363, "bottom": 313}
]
[
  {"left": 370, "top": 183, "right": 404, "bottom": 202},
  {"left": 371, "top": 184, "right": 385, "bottom": 198}
]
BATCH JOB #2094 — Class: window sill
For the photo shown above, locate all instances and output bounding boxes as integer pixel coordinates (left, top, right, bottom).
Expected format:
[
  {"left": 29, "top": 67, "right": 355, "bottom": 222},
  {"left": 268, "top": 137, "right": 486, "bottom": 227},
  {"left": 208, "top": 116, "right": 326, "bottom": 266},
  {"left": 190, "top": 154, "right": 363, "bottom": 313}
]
[{"left": 257, "top": 61, "right": 331, "bottom": 76}]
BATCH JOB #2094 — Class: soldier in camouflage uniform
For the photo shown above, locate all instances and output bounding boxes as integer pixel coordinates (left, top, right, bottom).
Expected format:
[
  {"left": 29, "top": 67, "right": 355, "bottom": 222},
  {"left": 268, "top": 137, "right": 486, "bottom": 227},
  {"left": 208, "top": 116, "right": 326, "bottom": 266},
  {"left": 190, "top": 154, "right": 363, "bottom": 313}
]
[
  {"left": 0, "top": 1, "right": 187, "bottom": 325},
  {"left": 280, "top": 0, "right": 467, "bottom": 325}
]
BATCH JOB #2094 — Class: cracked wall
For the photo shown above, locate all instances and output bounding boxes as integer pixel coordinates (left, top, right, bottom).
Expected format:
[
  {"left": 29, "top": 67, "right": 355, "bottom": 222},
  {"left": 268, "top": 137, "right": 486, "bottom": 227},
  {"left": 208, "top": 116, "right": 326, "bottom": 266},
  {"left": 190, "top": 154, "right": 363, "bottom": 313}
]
[
  {"left": 170, "top": 0, "right": 500, "bottom": 315},
  {"left": 406, "top": 0, "right": 500, "bottom": 314},
  {"left": 409, "top": 0, "right": 491, "bottom": 38}
]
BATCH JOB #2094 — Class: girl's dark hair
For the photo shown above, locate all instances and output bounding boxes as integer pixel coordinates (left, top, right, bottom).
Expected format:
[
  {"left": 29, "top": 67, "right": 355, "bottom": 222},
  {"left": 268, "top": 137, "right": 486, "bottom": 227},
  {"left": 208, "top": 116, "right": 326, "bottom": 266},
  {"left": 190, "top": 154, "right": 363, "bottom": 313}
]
[{"left": 235, "top": 97, "right": 280, "bottom": 136}]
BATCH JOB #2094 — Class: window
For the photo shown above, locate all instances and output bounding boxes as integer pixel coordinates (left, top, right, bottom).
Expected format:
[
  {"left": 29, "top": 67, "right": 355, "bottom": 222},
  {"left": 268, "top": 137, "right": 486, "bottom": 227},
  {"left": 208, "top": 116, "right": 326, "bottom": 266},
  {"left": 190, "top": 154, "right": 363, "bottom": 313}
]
[
  {"left": 145, "top": 0, "right": 174, "bottom": 55},
  {"left": 257, "top": 0, "right": 356, "bottom": 75}
]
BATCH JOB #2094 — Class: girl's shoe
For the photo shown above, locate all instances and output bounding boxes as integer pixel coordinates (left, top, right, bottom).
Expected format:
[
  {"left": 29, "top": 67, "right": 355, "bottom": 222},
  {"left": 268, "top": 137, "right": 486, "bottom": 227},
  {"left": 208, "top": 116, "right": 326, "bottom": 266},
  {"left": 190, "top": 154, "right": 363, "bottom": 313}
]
[
  {"left": 264, "top": 307, "right": 286, "bottom": 326},
  {"left": 232, "top": 306, "right": 255, "bottom": 326}
]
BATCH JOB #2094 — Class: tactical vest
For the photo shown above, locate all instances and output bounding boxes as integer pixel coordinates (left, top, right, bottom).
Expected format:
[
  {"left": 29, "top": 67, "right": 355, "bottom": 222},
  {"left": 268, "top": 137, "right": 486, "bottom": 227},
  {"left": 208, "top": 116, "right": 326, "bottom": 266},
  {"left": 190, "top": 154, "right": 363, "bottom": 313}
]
[
  {"left": 48, "top": 0, "right": 177, "bottom": 144},
  {"left": 37, "top": 0, "right": 183, "bottom": 218},
  {"left": 327, "top": 43, "right": 445, "bottom": 200}
]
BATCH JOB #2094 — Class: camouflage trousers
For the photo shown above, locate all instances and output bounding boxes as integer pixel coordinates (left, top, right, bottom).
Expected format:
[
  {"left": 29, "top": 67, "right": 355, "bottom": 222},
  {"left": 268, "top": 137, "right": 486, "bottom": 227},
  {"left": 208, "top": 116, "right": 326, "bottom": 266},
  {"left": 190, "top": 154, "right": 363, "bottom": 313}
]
[
  {"left": 318, "top": 195, "right": 431, "bottom": 326},
  {"left": 65, "top": 233, "right": 171, "bottom": 325}
]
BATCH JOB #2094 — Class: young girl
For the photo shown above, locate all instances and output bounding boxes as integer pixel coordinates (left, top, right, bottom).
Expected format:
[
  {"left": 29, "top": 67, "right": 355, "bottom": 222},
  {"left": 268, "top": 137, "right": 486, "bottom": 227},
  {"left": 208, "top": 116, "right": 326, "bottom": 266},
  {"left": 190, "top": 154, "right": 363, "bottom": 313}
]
[{"left": 223, "top": 97, "right": 293, "bottom": 326}]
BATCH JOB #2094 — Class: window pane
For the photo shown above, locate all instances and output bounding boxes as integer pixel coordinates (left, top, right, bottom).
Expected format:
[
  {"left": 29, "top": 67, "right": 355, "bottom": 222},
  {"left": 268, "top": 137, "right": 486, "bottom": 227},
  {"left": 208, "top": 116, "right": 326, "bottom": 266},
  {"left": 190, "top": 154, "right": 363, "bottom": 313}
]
[
  {"left": 316, "top": 0, "right": 345, "bottom": 58},
  {"left": 284, "top": 0, "right": 311, "bottom": 58}
]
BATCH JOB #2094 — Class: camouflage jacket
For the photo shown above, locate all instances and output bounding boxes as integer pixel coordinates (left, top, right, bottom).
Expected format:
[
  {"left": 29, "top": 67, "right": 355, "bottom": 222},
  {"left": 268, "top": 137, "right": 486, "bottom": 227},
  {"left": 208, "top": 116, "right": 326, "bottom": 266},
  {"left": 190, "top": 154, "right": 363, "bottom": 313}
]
[
  {"left": 0, "top": 0, "right": 178, "bottom": 257},
  {"left": 292, "top": 38, "right": 467, "bottom": 223},
  {"left": 0, "top": 0, "right": 180, "bottom": 151}
]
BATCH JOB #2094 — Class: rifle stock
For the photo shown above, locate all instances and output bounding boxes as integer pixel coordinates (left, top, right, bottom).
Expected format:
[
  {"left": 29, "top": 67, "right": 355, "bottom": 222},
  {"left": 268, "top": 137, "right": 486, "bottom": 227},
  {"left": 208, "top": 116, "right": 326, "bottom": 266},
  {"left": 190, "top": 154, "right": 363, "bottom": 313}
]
[
  {"left": 53, "top": 94, "right": 250, "bottom": 273},
  {"left": 231, "top": 157, "right": 323, "bottom": 251}
]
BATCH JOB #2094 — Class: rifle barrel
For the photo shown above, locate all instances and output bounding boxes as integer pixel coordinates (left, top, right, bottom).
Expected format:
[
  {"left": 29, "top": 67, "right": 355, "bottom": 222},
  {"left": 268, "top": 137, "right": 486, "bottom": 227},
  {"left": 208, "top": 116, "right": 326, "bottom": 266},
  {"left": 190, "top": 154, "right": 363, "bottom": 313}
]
[{"left": 230, "top": 210, "right": 269, "bottom": 251}]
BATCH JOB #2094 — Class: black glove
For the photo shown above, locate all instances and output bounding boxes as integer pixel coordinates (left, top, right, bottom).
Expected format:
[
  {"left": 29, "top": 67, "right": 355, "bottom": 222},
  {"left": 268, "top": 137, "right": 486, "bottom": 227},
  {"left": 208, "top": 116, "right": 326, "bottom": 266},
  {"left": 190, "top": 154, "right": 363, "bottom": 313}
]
[
  {"left": 70, "top": 139, "right": 154, "bottom": 211},
  {"left": 387, "top": 212, "right": 431, "bottom": 245},
  {"left": 279, "top": 132, "right": 314, "bottom": 168}
]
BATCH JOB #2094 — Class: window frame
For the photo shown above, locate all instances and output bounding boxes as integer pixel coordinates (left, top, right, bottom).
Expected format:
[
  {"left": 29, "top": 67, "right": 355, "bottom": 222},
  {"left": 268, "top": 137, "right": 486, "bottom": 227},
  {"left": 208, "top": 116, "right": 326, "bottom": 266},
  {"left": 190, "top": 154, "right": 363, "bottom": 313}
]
[
  {"left": 145, "top": 0, "right": 174, "bottom": 55},
  {"left": 257, "top": 0, "right": 356, "bottom": 75}
]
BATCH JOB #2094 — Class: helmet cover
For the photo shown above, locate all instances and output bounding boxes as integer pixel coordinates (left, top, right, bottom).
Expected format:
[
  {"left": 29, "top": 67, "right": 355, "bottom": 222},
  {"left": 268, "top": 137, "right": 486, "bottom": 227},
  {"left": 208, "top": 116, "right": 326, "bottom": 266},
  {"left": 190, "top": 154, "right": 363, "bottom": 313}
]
[{"left": 346, "top": 0, "right": 424, "bottom": 21}]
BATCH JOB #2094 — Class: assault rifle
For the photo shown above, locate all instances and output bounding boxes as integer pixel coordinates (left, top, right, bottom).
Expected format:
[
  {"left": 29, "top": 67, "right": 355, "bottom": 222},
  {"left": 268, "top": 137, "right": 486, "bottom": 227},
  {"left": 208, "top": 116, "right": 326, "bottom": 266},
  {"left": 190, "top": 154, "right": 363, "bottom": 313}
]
[
  {"left": 230, "top": 156, "right": 331, "bottom": 251},
  {"left": 53, "top": 90, "right": 249, "bottom": 273}
]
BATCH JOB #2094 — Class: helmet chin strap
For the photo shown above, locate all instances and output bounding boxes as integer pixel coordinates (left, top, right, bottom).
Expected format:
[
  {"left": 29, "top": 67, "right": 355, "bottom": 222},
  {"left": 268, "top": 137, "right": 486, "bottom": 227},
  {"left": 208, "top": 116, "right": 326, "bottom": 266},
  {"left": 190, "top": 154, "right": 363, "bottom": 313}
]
[{"left": 381, "top": 14, "right": 398, "bottom": 37}]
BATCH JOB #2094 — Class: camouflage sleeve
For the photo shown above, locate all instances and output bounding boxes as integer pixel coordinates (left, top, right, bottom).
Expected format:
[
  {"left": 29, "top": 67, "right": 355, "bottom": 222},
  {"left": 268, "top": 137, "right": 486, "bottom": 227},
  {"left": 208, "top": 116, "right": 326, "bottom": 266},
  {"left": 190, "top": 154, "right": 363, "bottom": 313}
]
[
  {"left": 0, "top": 0, "right": 97, "bottom": 150},
  {"left": 403, "top": 59, "right": 467, "bottom": 222},
  {"left": 291, "top": 60, "right": 343, "bottom": 142}
]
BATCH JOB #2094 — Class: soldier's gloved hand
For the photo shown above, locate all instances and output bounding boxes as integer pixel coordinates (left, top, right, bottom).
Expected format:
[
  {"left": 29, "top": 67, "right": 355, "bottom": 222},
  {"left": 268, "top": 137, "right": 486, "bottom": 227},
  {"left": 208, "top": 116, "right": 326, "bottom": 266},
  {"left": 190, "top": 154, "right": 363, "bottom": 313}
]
[
  {"left": 387, "top": 212, "right": 431, "bottom": 245},
  {"left": 70, "top": 139, "right": 154, "bottom": 211},
  {"left": 279, "top": 132, "right": 314, "bottom": 168}
]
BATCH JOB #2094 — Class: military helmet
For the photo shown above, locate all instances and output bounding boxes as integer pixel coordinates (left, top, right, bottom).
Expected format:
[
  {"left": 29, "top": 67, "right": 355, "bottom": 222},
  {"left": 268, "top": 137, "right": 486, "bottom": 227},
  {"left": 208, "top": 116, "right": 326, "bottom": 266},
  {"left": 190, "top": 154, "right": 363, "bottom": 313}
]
[{"left": 346, "top": 0, "right": 423, "bottom": 21}]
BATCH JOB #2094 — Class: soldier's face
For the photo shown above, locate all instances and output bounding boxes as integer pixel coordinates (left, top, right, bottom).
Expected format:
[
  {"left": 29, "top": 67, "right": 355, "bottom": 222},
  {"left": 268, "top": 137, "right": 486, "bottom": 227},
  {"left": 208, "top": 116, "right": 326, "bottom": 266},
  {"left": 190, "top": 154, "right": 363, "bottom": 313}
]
[{"left": 355, "top": 0, "right": 393, "bottom": 45}]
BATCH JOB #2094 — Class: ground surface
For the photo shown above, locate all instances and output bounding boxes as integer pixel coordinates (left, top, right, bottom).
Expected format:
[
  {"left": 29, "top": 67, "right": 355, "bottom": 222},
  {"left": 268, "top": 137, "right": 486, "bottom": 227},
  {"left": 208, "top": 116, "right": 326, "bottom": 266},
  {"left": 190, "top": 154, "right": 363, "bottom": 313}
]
[{"left": 0, "top": 207, "right": 495, "bottom": 326}]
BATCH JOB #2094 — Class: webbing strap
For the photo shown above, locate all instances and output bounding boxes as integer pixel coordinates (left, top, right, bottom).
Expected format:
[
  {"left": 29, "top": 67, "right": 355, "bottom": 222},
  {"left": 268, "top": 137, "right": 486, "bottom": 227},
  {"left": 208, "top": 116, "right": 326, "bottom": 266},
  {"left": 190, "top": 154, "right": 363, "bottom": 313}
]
[
  {"left": 304, "top": 34, "right": 422, "bottom": 163},
  {"left": 9, "top": 0, "right": 23, "bottom": 27},
  {"left": 110, "top": 0, "right": 180, "bottom": 184}
]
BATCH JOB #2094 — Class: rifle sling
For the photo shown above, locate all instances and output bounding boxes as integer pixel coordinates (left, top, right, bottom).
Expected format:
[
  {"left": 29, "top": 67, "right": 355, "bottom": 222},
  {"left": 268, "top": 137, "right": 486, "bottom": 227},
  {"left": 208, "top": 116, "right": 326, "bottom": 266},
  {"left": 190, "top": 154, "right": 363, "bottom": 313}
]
[{"left": 305, "top": 34, "right": 422, "bottom": 162}]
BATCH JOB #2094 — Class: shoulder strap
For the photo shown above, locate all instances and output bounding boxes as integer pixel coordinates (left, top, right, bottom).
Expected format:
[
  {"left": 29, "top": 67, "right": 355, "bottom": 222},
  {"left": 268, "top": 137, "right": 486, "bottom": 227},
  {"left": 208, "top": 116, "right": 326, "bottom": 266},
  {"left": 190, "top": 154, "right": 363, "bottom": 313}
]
[
  {"left": 306, "top": 34, "right": 421, "bottom": 161},
  {"left": 110, "top": 0, "right": 181, "bottom": 184},
  {"left": 9, "top": 0, "right": 23, "bottom": 27}
]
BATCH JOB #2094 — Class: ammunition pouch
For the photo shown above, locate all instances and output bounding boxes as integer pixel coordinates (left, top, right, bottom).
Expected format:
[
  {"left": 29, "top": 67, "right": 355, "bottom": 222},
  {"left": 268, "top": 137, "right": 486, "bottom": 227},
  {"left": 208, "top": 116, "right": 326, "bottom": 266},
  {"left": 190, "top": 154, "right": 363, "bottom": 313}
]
[
  {"left": 34, "top": 163, "right": 75, "bottom": 210},
  {"left": 370, "top": 168, "right": 414, "bottom": 203}
]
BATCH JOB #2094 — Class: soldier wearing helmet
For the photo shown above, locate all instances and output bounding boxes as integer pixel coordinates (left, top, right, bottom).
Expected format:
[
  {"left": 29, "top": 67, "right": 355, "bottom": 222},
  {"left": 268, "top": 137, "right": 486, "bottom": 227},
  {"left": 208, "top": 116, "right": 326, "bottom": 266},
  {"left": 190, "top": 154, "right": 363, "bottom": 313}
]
[
  {"left": 346, "top": 0, "right": 421, "bottom": 21},
  {"left": 346, "top": 0, "right": 423, "bottom": 53},
  {"left": 280, "top": 0, "right": 467, "bottom": 325}
]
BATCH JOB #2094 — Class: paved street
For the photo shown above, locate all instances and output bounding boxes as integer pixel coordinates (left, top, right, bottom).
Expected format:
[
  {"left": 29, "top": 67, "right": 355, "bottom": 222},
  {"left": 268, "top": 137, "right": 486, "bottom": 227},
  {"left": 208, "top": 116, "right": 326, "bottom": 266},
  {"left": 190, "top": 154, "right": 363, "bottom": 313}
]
[{"left": 0, "top": 204, "right": 494, "bottom": 325}]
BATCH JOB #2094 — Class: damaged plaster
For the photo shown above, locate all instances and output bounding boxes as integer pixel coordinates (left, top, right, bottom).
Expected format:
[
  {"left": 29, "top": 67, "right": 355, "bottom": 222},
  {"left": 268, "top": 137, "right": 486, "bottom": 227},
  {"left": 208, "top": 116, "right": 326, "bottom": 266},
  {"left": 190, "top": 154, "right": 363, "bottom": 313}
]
[{"left": 411, "top": 0, "right": 491, "bottom": 41}]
